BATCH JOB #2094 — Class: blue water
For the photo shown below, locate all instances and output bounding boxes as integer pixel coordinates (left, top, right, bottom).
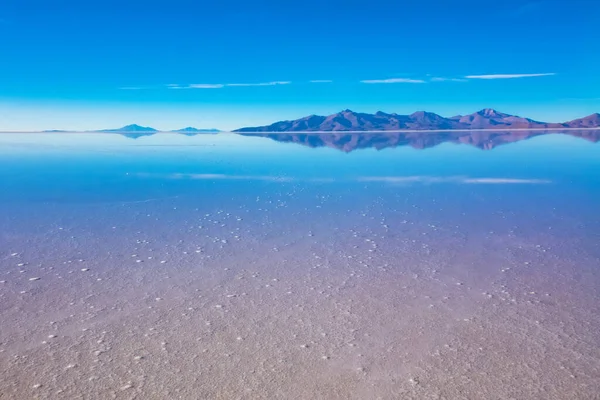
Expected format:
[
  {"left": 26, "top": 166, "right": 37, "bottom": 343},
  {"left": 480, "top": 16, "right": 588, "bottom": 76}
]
[
  {"left": 1, "top": 131, "right": 599, "bottom": 399},
  {"left": 1, "top": 132, "right": 599, "bottom": 201}
]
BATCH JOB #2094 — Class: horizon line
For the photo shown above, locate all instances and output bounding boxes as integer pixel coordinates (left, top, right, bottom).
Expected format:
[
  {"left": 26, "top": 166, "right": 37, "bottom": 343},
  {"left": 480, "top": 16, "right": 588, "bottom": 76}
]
[
  {"left": 2, "top": 127, "right": 600, "bottom": 135},
  {"left": 0, "top": 108, "right": 597, "bottom": 132}
]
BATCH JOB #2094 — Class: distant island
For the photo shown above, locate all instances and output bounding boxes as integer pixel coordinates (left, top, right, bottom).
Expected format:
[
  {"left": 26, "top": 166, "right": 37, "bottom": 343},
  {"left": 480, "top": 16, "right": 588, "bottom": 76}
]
[
  {"left": 171, "top": 127, "right": 220, "bottom": 134},
  {"left": 97, "top": 124, "right": 158, "bottom": 133},
  {"left": 234, "top": 109, "right": 600, "bottom": 132},
  {"left": 94, "top": 124, "right": 221, "bottom": 136},
  {"left": 170, "top": 127, "right": 221, "bottom": 136}
]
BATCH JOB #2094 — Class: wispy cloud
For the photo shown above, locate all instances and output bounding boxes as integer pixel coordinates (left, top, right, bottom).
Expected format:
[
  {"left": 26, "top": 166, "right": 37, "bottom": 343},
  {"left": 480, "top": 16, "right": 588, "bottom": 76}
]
[
  {"left": 132, "top": 73, "right": 557, "bottom": 91},
  {"left": 167, "top": 83, "right": 223, "bottom": 89},
  {"left": 167, "top": 81, "right": 291, "bottom": 89},
  {"left": 358, "top": 176, "right": 551, "bottom": 185},
  {"left": 188, "top": 83, "right": 225, "bottom": 89},
  {"left": 430, "top": 77, "right": 468, "bottom": 82},
  {"left": 465, "top": 73, "right": 556, "bottom": 80},
  {"left": 226, "top": 81, "right": 291, "bottom": 87},
  {"left": 361, "top": 78, "right": 426, "bottom": 84}
]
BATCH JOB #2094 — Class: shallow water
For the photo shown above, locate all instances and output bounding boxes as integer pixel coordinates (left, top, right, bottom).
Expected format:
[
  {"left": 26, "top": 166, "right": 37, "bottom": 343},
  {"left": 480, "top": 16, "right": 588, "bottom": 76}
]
[{"left": 1, "top": 131, "right": 599, "bottom": 399}]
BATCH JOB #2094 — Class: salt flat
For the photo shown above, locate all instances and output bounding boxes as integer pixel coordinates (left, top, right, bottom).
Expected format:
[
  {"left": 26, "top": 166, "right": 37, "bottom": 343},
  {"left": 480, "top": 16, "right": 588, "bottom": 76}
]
[{"left": 1, "top": 132, "right": 599, "bottom": 399}]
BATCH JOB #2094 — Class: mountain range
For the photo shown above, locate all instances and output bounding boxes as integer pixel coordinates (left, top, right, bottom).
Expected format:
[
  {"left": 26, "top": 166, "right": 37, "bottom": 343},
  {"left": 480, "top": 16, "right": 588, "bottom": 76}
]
[
  {"left": 240, "top": 130, "right": 600, "bottom": 152},
  {"left": 234, "top": 109, "right": 600, "bottom": 132}
]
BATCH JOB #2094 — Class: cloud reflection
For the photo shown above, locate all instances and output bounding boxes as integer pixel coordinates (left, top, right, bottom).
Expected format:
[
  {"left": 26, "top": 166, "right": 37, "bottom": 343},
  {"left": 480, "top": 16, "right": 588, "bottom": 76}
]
[
  {"left": 358, "top": 176, "right": 551, "bottom": 184},
  {"left": 136, "top": 173, "right": 550, "bottom": 185}
]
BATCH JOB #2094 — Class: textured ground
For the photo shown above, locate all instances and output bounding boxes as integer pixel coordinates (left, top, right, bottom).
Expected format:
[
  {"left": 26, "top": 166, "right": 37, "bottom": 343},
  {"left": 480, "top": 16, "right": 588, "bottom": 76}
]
[{"left": 1, "top": 181, "right": 600, "bottom": 400}]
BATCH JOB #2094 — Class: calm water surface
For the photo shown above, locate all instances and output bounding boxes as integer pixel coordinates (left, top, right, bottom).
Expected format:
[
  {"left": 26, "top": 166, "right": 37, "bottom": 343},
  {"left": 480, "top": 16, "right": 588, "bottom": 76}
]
[{"left": 1, "top": 132, "right": 599, "bottom": 399}]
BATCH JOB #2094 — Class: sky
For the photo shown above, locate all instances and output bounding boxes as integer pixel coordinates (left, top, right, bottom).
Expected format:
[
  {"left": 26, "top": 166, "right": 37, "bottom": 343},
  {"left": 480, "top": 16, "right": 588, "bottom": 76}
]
[{"left": 1, "top": 0, "right": 599, "bottom": 131}]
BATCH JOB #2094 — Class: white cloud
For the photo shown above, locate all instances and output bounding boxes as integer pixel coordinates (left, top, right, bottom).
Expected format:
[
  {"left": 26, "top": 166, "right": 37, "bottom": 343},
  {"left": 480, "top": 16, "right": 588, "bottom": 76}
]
[
  {"left": 361, "top": 78, "right": 426, "bottom": 84},
  {"left": 465, "top": 73, "right": 556, "bottom": 80},
  {"left": 310, "top": 80, "right": 333, "bottom": 83},
  {"left": 188, "top": 84, "right": 225, "bottom": 89},
  {"left": 167, "top": 81, "right": 291, "bottom": 89},
  {"left": 166, "top": 83, "right": 224, "bottom": 89},
  {"left": 225, "top": 81, "right": 291, "bottom": 87}
]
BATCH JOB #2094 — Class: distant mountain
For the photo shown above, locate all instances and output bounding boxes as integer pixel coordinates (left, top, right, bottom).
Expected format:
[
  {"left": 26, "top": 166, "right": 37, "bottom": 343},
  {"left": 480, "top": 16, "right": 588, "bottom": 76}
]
[
  {"left": 43, "top": 129, "right": 70, "bottom": 132},
  {"left": 98, "top": 124, "right": 158, "bottom": 133},
  {"left": 240, "top": 130, "right": 600, "bottom": 152},
  {"left": 450, "top": 108, "right": 555, "bottom": 130},
  {"left": 234, "top": 109, "right": 600, "bottom": 132},
  {"left": 172, "top": 127, "right": 221, "bottom": 134},
  {"left": 562, "top": 113, "right": 600, "bottom": 129},
  {"left": 93, "top": 125, "right": 222, "bottom": 136}
]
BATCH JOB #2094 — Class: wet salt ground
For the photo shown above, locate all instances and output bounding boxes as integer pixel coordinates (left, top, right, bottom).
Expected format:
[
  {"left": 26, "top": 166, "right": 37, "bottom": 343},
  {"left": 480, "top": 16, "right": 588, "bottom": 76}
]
[{"left": 1, "top": 133, "right": 600, "bottom": 399}]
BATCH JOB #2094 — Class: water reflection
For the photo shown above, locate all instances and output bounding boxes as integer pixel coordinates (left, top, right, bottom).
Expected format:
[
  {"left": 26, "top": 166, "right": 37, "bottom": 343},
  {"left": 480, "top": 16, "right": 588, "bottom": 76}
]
[
  {"left": 118, "top": 131, "right": 219, "bottom": 139},
  {"left": 239, "top": 130, "right": 600, "bottom": 151},
  {"left": 119, "top": 132, "right": 158, "bottom": 139}
]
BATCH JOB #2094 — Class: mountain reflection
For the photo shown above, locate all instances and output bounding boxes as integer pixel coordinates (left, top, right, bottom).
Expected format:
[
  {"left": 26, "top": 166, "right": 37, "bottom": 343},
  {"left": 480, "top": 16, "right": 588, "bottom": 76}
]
[
  {"left": 119, "top": 133, "right": 158, "bottom": 139},
  {"left": 238, "top": 130, "right": 600, "bottom": 151},
  {"left": 118, "top": 132, "right": 219, "bottom": 139}
]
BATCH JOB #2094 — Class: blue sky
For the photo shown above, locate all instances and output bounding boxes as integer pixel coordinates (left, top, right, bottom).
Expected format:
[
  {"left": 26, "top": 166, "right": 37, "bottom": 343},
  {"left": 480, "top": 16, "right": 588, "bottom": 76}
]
[{"left": 1, "top": 0, "right": 599, "bottom": 131}]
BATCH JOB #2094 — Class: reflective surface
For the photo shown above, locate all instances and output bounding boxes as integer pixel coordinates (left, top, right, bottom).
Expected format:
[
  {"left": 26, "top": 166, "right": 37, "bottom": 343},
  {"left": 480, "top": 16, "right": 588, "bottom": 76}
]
[
  {"left": 1, "top": 131, "right": 599, "bottom": 399},
  {"left": 240, "top": 129, "right": 600, "bottom": 151}
]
